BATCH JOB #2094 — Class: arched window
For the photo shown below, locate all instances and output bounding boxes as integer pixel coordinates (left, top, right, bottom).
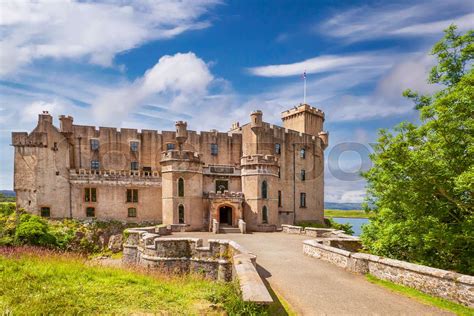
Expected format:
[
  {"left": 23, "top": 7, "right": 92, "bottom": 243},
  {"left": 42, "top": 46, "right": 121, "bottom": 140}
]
[
  {"left": 178, "top": 178, "right": 184, "bottom": 197},
  {"left": 262, "top": 206, "right": 268, "bottom": 224},
  {"left": 262, "top": 180, "right": 268, "bottom": 199},
  {"left": 178, "top": 204, "right": 185, "bottom": 224},
  {"left": 300, "top": 148, "right": 306, "bottom": 159}
]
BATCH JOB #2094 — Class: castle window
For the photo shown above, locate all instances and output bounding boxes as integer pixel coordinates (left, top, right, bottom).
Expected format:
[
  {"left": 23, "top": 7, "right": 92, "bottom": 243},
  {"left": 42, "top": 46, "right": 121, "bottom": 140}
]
[
  {"left": 84, "top": 188, "right": 97, "bottom": 202},
  {"left": 90, "top": 139, "right": 99, "bottom": 151},
  {"left": 126, "top": 189, "right": 138, "bottom": 203},
  {"left": 130, "top": 141, "right": 139, "bottom": 152},
  {"left": 300, "top": 148, "right": 306, "bottom": 159},
  {"left": 91, "top": 160, "right": 100, "bottom": 170},
  {"left": 300, "top": 192, "right": 307, "bottom": 208},
  {"left": 278, "top": 191, "right": 282, "bottom": 207},
  {"left": 301, "top": 169, "right": 306, "bottom": 181},
  {"left": 128, "top": 207, "right": 137, "bottom": 218},
  {"left": 215, "top": 180, "right": 228, "bottom": 192},
  {"left": 275, "top": 143, "right": 281, "bottom": 154},
  {"left": 178, "top": 178, "right": 184, "bottom": 197},
  {"left": 166, "top": 143, "right": 175, "bottom": 151},
  {"left": 211, "top": 143, "right": 218, "bottom": 156},
  {"left": 131, "top": 161, "right": 139, "bottom": 170},
  {"left": 178, "top": 205, "right": 185, "bottom": 224},
  {"left": 40, "top": 207, "right": 50, "bottom": 217},
  {"left": 278, "top": 167, "right": 281, "bottom": 178},
  {"left": 262, "top": 206, "right": 268, "bottom": 224},
  {"left": 86, "top": 207, "right": 95, "bottom": 217},
  {"left": 143, "top": 166, "right": 152, "bottom": 176},
  {"left": 262, "top": 181, "right": 268, "bottom": 199}
]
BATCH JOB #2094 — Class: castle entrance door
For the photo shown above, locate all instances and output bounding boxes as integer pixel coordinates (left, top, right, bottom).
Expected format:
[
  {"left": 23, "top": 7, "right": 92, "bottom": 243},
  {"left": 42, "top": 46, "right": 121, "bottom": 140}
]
[{"left": 219, "top": 206, "right": 233, "bottom": 225}]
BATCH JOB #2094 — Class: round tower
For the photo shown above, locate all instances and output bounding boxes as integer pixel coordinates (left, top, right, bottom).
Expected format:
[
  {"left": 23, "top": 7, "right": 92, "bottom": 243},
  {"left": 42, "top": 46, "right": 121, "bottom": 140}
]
[
  {"left": 175, "top": 121, "right": 188, "bottom": 149},
  {"left": 160, "top": 149, "right": 203, "bottom": 231},
  {"left": 241, "top": 154, "right": 279, "bottom": 232},
  {"left": 250, "top": 110, "right": 263, "bottom": 130}
]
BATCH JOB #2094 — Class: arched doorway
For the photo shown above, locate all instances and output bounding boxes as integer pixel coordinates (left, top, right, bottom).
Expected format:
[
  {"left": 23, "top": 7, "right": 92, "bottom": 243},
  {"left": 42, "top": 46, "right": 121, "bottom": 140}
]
[{"left": 219, "top": 206, "right": 233, "bottom": 225}]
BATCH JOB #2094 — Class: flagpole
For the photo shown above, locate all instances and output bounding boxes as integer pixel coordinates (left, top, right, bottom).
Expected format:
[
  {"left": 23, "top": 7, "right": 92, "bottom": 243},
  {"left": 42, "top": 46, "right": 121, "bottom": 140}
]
[
  {"left": 303, "top": 70, "right": 307, "bottom": 104},
  {"left": 303, "top": 75, "right": 306, "bottom": 104}
]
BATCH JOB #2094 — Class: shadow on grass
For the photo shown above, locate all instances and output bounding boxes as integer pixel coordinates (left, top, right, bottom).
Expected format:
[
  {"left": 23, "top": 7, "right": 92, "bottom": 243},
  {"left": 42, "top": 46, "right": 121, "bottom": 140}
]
[{"left": 256, "top": 264, "right": 293, "bottom": 316}]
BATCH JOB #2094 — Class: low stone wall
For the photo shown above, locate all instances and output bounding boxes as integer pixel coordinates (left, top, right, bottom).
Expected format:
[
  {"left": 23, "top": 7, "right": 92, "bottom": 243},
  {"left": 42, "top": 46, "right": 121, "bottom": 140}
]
[
  {"left": 303, "top": 240, "right": 474, "bottom": 307},
  {"left": 123, "top": 226, "right": 272, "bottom": 305}
]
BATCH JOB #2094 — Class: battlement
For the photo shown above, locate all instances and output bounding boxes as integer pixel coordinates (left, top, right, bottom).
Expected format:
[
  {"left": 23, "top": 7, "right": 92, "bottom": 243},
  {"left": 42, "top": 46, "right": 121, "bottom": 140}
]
[
  {"left": 205, "top": 191, "right": 245, "bottom": 199},
  {"left": 161, "top": 150, "right": 201, "bottom": 162},
  {"left": 281, "top": 103, "right": 325, "bottom": 120},
  {"left": 12, "top": 132, "right": 48, "bottom": 147},
  {"left": 241, "top": 154, "right": 278, "bottom": 166}
]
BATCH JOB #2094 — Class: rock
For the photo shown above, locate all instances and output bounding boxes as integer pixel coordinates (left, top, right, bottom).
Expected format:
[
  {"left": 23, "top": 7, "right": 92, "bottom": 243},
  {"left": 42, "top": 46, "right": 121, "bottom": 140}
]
[{"left": 108, "top": 234, "right": 123, "bottom": 253}]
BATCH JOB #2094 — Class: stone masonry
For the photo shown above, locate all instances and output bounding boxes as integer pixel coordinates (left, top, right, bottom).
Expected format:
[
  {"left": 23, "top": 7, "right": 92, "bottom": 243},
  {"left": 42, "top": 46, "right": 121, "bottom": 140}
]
[{"left": 12, "top": 104, "right": 328, "bottom": 232}]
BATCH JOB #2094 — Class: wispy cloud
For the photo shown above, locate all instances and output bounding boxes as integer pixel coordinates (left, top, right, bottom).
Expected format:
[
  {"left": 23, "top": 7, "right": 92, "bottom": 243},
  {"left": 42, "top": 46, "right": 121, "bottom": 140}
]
[
  {"left": 247, "top": 53, "right": 393, "bottom": 77},
  {"left": 0, "top": 0, "right": 220, "bottom": 76},
  {"left": 318, "top": 1, "right": 474, "bottom": 43}
]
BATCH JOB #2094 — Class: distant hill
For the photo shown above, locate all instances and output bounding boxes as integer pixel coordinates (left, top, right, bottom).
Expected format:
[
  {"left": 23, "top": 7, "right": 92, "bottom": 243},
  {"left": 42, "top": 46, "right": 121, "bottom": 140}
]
[
  {"left": 0, "top": 190, "right": 15, "bottom": 197},
  {"left": 324, "top": 202, "right": 362, "bottom": 210}
]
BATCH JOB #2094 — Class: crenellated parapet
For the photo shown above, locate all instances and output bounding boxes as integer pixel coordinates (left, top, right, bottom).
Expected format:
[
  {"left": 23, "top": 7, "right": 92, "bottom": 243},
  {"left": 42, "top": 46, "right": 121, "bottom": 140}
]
[
  {"left": 12, "top": 132, "right": 48, "bottom": 147},
  {"left": 240, "top": 154, "right": 279, "bottom": 177},
  {"left": 281, "top": 103, "right": 325, "bottom": 120},
  {"left": 161, "top": 149, "right": 201, "bottom": 162}
]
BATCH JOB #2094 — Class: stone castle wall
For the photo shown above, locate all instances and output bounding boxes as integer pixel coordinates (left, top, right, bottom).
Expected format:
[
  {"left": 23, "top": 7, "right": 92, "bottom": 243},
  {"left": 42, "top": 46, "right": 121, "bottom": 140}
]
[{"left": 122, "top": 226, "right": 273, "bottom": 304}]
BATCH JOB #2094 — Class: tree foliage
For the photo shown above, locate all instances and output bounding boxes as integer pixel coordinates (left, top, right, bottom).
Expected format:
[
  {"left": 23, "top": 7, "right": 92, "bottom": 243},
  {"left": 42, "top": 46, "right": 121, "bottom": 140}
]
[{"left": 361, "top": 26, "right": 474, "bottom": 274}]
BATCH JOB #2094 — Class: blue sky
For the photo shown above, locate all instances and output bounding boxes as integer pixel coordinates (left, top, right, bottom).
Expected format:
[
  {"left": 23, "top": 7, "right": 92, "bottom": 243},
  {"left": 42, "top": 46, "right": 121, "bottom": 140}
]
[{"left": 0, "top": 0, "right": 473, "bottom": 202}]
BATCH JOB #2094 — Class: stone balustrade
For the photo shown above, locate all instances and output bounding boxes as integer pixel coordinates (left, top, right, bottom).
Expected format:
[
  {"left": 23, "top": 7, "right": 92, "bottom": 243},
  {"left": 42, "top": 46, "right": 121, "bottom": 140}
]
[
  {"left": 69, "top": 169, "right": 162, "bottom": 186},
  {"left": 160, "top": 149, "right": 201, "bottom": 162}
]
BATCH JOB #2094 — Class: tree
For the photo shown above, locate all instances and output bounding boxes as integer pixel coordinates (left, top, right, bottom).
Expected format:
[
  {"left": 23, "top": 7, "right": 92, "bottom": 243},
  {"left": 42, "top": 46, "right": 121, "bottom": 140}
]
[{"left": 361, "top": 26, "right": 474, "bottom": 275}]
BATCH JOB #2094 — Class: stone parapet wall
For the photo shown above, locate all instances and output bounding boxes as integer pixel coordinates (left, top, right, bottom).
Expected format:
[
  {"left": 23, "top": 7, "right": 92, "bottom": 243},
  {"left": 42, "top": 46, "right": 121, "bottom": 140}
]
[
  {"left": 281, "top": 224, "right": 359, "bottom": 240},
  {"left": 123, "top": 226, "right": 272, "bottom": 305},
  {"left": 303, "top": 240, "right": 474, "bottom": 307}
]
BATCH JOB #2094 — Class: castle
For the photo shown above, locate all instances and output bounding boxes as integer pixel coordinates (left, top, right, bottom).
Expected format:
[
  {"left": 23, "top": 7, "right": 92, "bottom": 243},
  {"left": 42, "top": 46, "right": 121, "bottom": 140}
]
[{"left": 12, "top": 104, "right": 328, "bottom": 232}]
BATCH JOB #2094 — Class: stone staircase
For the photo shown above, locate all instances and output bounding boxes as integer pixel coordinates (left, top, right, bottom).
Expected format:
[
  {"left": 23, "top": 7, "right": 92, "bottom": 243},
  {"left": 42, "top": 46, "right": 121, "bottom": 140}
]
[{"left": 219, "top": 226, "right": 241, "bottom": 234}]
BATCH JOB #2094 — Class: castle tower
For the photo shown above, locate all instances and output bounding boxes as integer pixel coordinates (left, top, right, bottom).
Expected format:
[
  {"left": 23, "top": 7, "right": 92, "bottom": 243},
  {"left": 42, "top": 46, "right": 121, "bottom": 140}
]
[
  {"left": 281, "top": 104, "right": 325, "bottom": 137},
  {"left": 241, "top": 154, "right": 279, "bottom": 231},
  {"left": 160, "top": 122, "right": 203, "bottom": 231}
]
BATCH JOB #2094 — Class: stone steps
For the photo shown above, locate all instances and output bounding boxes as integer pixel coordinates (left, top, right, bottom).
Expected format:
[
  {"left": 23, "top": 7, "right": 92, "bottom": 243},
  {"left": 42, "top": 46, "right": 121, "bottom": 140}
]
[{"left": 219, "top": 227, "right": 241, "bottom": 234}]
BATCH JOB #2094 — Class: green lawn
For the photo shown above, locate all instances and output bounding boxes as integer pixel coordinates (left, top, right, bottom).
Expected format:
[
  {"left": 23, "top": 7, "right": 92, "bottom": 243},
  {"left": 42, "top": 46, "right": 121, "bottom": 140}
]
[
  {"left": 324, "top": 209, "right": 373, "bottom": 218},
  {"left": 366, "top": 274, "right": 474, "bottom": 316},
  {"left": 0, "top": 247, "right": 264, "bottom": 315}
]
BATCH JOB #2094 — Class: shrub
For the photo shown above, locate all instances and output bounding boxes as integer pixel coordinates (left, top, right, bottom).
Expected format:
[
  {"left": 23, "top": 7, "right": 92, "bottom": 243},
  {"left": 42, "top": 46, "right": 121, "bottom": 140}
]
[{"left": 15, "top": 214, "right": 57, "bottom": 247}]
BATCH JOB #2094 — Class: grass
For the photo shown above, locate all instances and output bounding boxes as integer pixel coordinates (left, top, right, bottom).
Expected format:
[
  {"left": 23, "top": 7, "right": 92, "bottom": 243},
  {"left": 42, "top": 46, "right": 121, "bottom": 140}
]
[
  {"left": 366, "top": 274, "right": 474, "bottom": 316},
  {"left": 0, "top": 246, "right": 266, "bottom": 315},
  {"left": 324, "top": 209, "right": 373, "bottom": 218}
]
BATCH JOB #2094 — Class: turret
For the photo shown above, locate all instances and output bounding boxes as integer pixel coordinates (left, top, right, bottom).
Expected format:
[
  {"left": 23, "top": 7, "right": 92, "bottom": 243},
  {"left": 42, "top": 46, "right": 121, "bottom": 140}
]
[
  {"left": 37, "top": 111, "right": 53, "bottom": 132},
  {"left": 175, "top": 121, "right": 188, "bottom": 149},
  {"left": 250, "top": 110, "right": 263, "bottom": 130},
  {"left": 59, "top": 115, "right": 74, "bottom": 134},
  {"left": 281, "top": 104, "right": 325, "bottom": 137},
  {"left": 318, "top": 131, "right": 329, "bottom": 149}
]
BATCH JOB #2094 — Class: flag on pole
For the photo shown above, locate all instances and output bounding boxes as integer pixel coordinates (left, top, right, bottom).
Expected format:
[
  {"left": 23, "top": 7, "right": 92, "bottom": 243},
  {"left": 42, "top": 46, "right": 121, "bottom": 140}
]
[{"left": 303, "top": 70, "right": 307, "bottom": 104}]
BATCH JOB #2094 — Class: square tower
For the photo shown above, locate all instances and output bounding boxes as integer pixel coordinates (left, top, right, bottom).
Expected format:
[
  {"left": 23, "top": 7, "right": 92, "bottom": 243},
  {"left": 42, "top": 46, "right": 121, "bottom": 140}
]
[{"left": 281, "top": 104, "right": 325, "bottom": 137}]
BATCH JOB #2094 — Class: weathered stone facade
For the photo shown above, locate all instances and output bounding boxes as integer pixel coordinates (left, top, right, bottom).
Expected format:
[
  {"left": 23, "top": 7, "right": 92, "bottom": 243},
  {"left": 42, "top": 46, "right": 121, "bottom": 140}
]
[{"left": 12, "top": 104, "right": 328, "bottom": 232}]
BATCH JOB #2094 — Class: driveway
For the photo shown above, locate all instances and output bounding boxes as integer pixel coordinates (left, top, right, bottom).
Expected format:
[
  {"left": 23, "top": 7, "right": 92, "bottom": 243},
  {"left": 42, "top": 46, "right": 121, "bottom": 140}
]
[{"left": 165, "top": 232, "right": 451, "bottom": 315}]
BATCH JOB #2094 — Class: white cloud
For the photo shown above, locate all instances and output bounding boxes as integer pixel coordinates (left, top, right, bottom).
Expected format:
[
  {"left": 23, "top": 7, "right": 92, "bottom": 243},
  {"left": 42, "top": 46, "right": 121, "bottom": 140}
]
[
  {"left": 93, "top": 52, "right": 214, "bottom": 125},
  {"left": 0, "top": 0, "right": 220, "bottom": 76},
  {"left": 247, "top": 53, "right": 390, "bottom": 77},
  {"left": 318, "top": 1, "right": 474, "bottom": 42}
]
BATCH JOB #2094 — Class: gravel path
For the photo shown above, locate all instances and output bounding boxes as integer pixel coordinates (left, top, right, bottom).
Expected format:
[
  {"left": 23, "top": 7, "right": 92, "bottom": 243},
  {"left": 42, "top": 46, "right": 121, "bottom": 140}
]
[{"left": 166, "top": 232, "right": 452, "bottom": 316}]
